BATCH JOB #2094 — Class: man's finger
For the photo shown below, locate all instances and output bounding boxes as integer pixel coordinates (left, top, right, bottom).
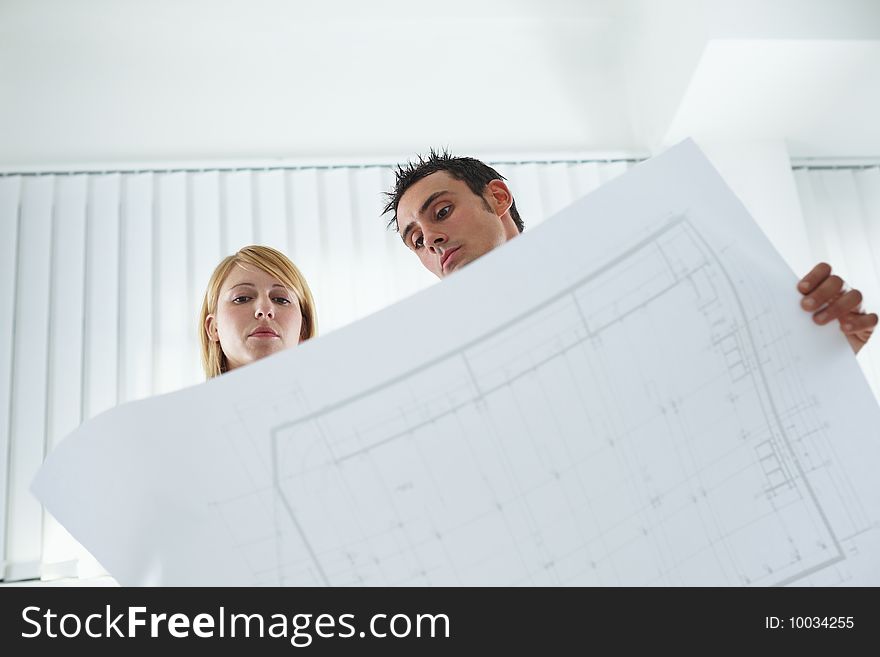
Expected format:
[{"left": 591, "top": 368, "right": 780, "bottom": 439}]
[
  {"left": 841, "top": 312, "right": 879, "bottom": 333},
  {"left": 801, "top": 274, "right": 844, "bottom": 313},
  {"left": 814, "top": 288, "right": 862, "bottom": 324},
  {"left": 798, "top": 262, "right": 832, "bottom": 294}
]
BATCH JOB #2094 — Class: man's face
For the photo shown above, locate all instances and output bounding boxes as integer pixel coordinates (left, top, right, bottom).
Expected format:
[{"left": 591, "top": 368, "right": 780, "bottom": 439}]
[{"left": 396, "top": 171, "right": 513, "bottom": 278}]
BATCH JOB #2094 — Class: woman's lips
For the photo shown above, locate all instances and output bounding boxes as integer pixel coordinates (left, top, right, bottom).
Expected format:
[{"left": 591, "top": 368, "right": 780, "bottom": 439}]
[{"left": 249, "top": 329, "right": 279, "bottom": 338}]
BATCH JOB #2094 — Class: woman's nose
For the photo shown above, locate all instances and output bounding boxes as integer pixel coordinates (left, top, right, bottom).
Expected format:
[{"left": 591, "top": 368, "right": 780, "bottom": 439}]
[{"left": 254, "top": 302, "right": 274, "bottom": 319}]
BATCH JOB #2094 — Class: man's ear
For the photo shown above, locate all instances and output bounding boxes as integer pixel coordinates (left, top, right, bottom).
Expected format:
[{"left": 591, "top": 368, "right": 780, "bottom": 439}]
[
  {"left": 205, "top": 315, "right": 219, "bottom": 342},
  {"left": 486, "top": 179, "right": 513, "bottom": 217}
]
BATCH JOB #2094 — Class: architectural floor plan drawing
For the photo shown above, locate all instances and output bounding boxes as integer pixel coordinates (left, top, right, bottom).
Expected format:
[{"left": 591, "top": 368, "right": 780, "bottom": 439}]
[{"left": 33, "top": 141, "right": 880, "bottom": 586}]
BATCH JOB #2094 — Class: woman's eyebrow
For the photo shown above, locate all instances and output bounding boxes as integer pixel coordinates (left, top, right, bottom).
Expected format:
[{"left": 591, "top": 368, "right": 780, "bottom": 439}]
[{"left": 228, "top": 283, "right": 290, "bottom": 291}]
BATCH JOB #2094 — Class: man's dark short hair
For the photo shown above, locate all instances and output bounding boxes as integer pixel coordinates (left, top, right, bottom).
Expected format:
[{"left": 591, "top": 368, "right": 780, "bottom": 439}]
[{"left": 383, "top": 148, "right": 525, "bottom": 233}]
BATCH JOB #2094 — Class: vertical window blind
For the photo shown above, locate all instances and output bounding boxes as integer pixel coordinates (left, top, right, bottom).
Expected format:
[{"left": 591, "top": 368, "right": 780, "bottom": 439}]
[
  {"left": 0, "top": 157, "right": 636, "bottom": 581},
  {"left": 793, "top": 164, "right": 880, "bottom": 398}
]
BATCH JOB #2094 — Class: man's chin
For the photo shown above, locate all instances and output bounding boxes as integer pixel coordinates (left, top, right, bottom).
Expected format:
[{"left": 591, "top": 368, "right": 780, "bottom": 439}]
[{"left": 444, "top": 255, "right": 473, "bottom": 277}]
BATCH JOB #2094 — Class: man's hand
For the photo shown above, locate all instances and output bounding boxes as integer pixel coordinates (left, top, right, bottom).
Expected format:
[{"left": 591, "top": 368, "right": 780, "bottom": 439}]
[{"left": 799, "top": 262, "right": 878, "bottom": 354}]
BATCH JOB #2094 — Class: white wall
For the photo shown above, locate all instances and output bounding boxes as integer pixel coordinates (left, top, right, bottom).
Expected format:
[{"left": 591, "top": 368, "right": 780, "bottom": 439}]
[
  {"left": 0, "top": 0, "right": 636, "bottom": 166},
  {"left": 697, "top": 140, "right": 813, "bottom": 275},
  {"left": 4, "top": 1, "right": 880, "bottom": 166}
]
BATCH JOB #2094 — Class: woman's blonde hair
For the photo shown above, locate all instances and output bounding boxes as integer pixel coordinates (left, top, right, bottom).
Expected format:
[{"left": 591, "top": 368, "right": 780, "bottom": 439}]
[{"left": 199, "top": 245, "right": 317, "bottom": 378}]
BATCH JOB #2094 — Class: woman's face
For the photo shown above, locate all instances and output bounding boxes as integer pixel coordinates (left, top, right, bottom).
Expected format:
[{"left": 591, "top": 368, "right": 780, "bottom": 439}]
[{"left": 205, "top": 264, "right": 304, "bottom": 372}]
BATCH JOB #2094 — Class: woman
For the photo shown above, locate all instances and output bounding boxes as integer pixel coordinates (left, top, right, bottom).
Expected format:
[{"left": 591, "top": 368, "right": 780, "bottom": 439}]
[{"left": 199, "top": 245, "right": 317, "bottom": 378}]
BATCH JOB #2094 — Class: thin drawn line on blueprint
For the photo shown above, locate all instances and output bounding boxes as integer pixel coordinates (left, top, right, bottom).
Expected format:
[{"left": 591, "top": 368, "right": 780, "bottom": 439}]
[
  {"left": 243, "top": 214, "right": 849, "bottom": 586},
  {"left": 687, "top": 227, "right": 844, "bottom": 585},
  {"left": 267, "top": 216, "right": 705, "bottom": 585},
  {"left": 271, "top": 435, "right": 332, "bottom": 586},
  {"left": 271, "top": 216, "right": 693, "bottom": 433},
  {"left": 314, "top": 264, "right": 705, "bottom": 472}
]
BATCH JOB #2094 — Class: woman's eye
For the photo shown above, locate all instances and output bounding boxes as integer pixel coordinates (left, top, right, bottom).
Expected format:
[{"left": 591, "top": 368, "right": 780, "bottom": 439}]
[
  {"left": 437, "top": 205, "right": 451, "bottom": 220},
  {"left": 232, "top": 296, "right": 251, "bottom": 303},
  {"left": 273, "top": 297, "right": 291, "bottom": 305}
]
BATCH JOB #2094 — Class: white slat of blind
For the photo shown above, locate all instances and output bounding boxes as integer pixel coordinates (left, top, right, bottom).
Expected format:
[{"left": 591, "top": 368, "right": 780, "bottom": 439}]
[
  {"left": 154, "top": 174, "right": 190, "bottom": 395},
  {"left": 797, "top": 170, "right": 852, "bottom": 281},
  {"left": 222, "top": 171, "right": 255, "bottom": 255},
  {"left": 120, "top": 174, "right": 155, "bottom": 403},
  {"left": 287, "top": 169, "right": 324, "bottom": 330},
  {"left": 599, "top": 160, "right": 631, "bottom": 182},
  {"left": 375, "top": 167, "right": 410, "bottom": 303},
  {"left": 190, "top": 172, "right": 223, "bottom": 282},
  {"left": 182, "top": 171, "right": 205, "bottom": 388},
  {"left": 823, "top": 172, "right": 880, "bottom": 308},
  {"left": 793, "top": 168, "right": 829, "bottom": 306},
  {"left": 539, "top": 162, "right": 577, "bottom": 221},
  {"left": 0, "top": 176, "right": 21, "bottom": 572},
  {"left": 41, "top": 175, "right": 88, "bottom": 575},
  {"left": 352, "top": 167, "right": 399, "bottom": 320},
  {"left": 6, "top": 176, "right": 54, "bottom": 580},
  {"left": 320, "top": 169, "right": 357, "bottom": 331},
  {"left": 254, "top": 170, "right": 287, "bottom": 252},
  {"left": 189, "top": 172, "right": 223, "bottom": 382},
  {"left": 83, "top": 175, "right": 121, "bottom": 420},
  {"left": 855, "top": 169, "right": 880, "bottom": 255},
  {"left": 501, "top": 163, "right": 544, "bottom": 232},
  {"left": 570, "top": 162, "right": 604, "bottom": 199}
]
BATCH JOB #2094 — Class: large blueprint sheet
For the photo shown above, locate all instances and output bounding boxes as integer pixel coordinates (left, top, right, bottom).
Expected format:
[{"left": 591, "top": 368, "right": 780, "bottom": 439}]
[{"left": 33, "top": 141, "right": 880, "bottom": 586}]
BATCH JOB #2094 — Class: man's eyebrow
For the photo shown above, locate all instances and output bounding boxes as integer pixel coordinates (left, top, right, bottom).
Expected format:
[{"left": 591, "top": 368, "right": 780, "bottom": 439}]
[
  {"left": 419, "top": 190, "right": 448, "bottom": 215},
  {"left": 400, "top": 221, "right": 415, "bottom": 245}
]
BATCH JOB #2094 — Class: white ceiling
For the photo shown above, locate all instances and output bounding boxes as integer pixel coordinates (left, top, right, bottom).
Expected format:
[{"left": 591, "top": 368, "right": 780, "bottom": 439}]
[
  {"left": 1, "top": 0, "right": 879, "bottom": 167},
  {"left": 664, "top": 39, "right": 880, "bottom": 157}
]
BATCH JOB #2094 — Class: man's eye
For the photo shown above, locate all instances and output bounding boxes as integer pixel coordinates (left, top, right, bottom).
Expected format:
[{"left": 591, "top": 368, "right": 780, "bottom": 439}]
[
  {"left": 437, "top": 205, "right": 451, "bottom": 220},
  {"left": 232, "top": 296, "right": 251, "bottom": 303},
  {"left": 412, "top": 234, "right": 424, "bottom": 249}
]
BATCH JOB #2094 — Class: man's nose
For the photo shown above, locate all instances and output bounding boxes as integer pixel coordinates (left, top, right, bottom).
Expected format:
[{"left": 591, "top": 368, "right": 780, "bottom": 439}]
[{"left": 426, "top": 229, "right": 447, "bottom": 254}]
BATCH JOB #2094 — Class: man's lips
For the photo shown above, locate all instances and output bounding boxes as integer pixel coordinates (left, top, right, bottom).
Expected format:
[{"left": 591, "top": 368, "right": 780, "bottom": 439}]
[{"left": 440, "top": 246, "right": 461, "bottom": 272}]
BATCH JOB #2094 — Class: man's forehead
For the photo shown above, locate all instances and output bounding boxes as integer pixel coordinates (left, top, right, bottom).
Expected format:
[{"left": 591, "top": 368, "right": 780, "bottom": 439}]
[{"left": 398, "top": 171, "right": 462, "bottom": 213}]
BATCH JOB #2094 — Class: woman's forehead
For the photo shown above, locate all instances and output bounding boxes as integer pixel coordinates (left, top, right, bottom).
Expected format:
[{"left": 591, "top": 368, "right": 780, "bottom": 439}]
[{"left": 223, "top": 263, "right": 287, "bottom": 289}]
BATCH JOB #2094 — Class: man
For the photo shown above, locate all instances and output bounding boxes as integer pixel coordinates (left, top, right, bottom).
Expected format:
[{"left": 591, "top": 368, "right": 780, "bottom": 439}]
[{"left": 384, "top": 149, "right": 877, "bottom": 354}]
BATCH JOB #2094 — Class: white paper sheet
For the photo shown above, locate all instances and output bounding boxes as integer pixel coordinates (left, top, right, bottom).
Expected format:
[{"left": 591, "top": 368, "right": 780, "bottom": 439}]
[{"left": 32, "top": 141, "right": 880, "bottom": 586}]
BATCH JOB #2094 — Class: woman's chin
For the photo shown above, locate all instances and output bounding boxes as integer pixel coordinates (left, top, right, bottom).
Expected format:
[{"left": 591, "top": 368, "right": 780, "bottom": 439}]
[{"left": 249, "top": 342, "right": 291, "bottom": 360}]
